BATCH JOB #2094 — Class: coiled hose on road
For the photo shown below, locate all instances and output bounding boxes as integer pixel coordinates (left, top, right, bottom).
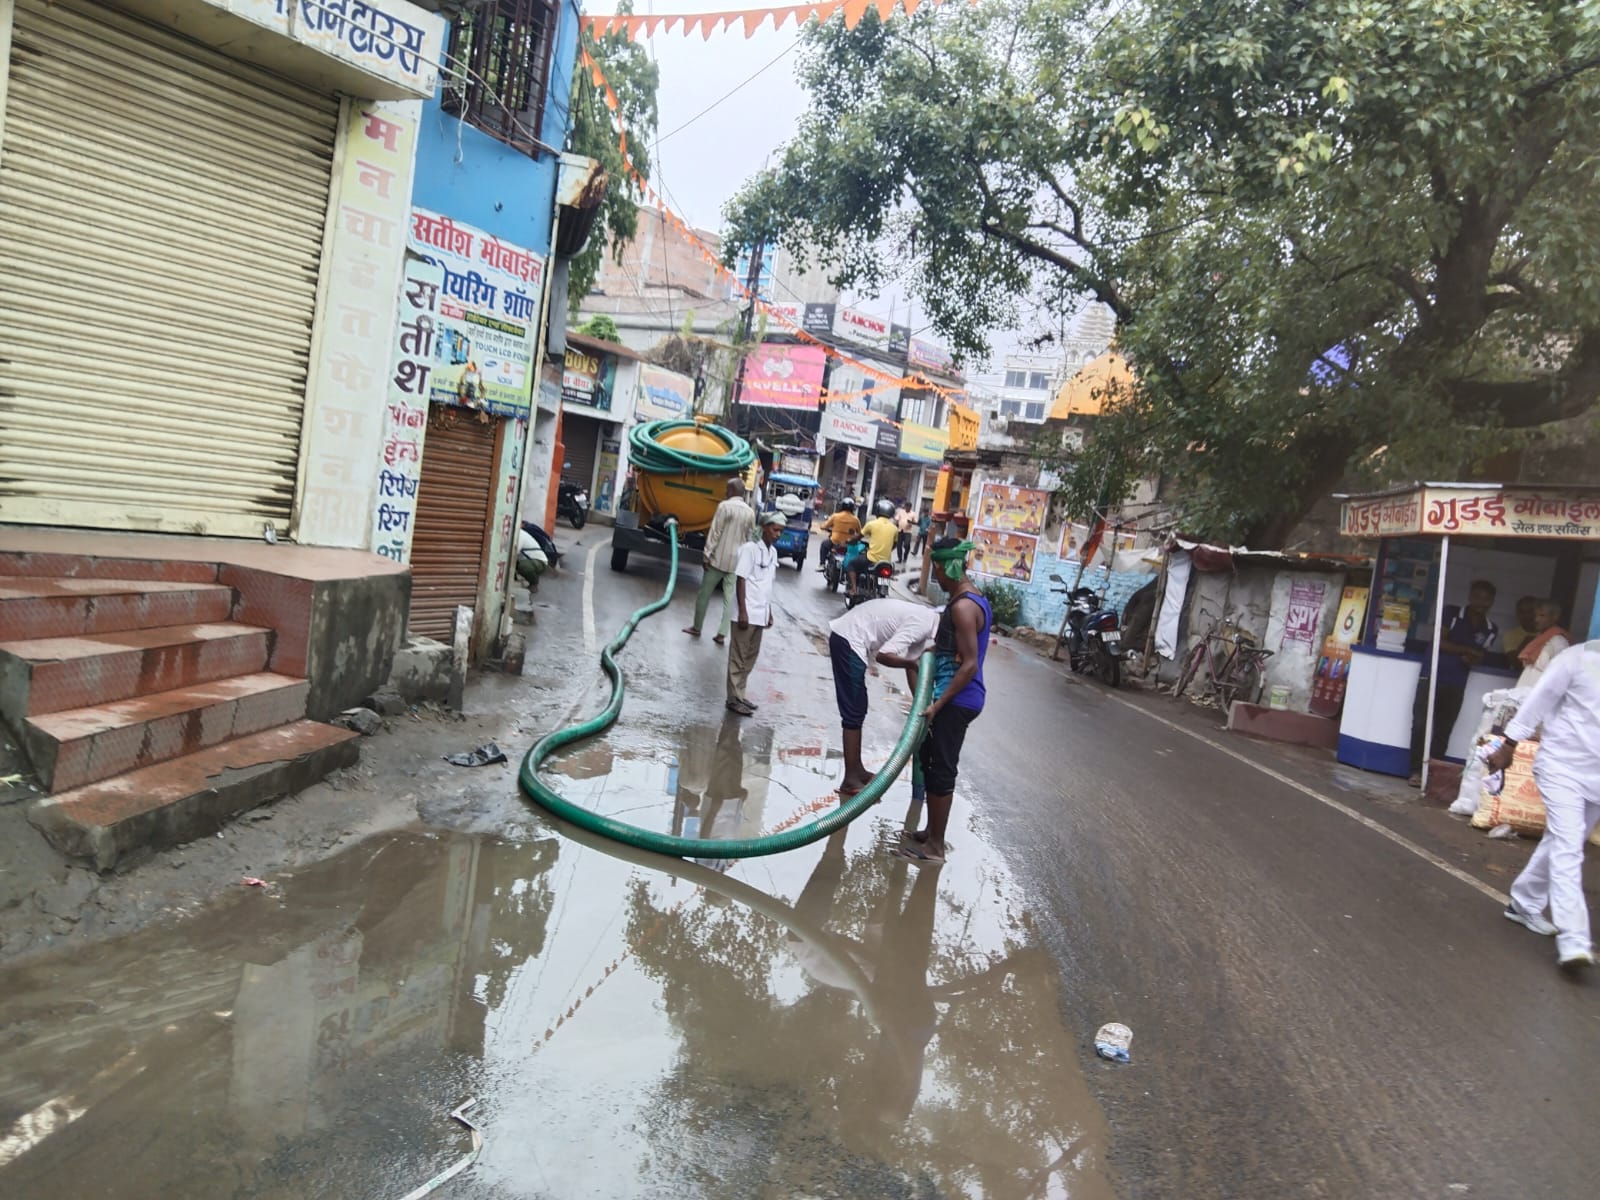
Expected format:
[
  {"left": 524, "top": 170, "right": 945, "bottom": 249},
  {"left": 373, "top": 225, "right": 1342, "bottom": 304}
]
[{"left": 518, "top": 518, "right": 934, "bottom": 858}]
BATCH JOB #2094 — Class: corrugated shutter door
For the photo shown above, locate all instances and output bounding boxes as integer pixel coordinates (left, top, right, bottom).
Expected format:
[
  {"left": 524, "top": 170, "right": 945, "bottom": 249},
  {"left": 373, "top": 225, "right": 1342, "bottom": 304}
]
[
  {"left": 408, "top": 405, "right": 499, "bottom": 642},
  {"left": 561, "top": 415, "right": 600, "bottom": 494},
  {"left": 0, "top": 0, "right": 338, "bottom": 535}
]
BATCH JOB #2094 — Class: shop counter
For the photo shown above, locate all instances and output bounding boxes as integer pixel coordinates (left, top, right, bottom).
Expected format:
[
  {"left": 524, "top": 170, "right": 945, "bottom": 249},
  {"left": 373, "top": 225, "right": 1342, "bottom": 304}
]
[
  {"left": 1443, "top": 664, "right": 1520, "bottom": 761},
  {"left": 1337, "top": 646, "right": 1420, "bottom": 776}
]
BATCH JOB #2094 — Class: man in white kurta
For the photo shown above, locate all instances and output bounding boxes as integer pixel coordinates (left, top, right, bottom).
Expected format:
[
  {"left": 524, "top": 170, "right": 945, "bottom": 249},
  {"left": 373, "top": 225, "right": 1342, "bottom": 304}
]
[{"left": 1491, "top": 640, "right": 1600, "bottom": 973}]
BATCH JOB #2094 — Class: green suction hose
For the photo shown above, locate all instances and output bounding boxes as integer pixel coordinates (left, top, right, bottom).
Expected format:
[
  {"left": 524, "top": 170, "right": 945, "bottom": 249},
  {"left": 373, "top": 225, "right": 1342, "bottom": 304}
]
[
  {"left": 518, "top": 519, "right": 934, "bottom": 858},
  {"left": 627, "top": 419, "right": 757, "bottom": 476}
]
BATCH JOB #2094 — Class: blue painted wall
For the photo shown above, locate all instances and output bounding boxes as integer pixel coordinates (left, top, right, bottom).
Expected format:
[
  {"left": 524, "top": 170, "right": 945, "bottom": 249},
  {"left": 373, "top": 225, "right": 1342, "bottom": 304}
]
[
  {"left": 1008, "top": 552, "right": 1155, "bottom": 633},
  {"left": 413, "top": 0, "right": 582, "bottom": 252}
]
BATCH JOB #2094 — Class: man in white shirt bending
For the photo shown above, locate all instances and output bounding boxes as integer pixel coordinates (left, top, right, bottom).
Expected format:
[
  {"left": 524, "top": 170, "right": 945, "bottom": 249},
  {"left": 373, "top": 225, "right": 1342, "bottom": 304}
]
[
  {"left": 828, "top": 599, "right": 940, "bottom": 796},
  {"left": 1489, "top": 640, "right": 1600, "bottom": 974},
  {"left": 726, "top": 512, "right": 786, "bottom": 716}
]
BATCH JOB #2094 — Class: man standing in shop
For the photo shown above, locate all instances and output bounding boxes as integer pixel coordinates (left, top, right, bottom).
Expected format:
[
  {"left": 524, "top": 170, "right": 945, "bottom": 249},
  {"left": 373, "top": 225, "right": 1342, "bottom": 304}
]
[
  {"left": 1409, "top": 579, "right": 1500, "bottom": 787},
  {"left": 726, "top": 512, "right": 786, "bottom": 717},
  {"left": 684, "top": 477, "right": 756, "bottom": 647},
  {"left": 1490, "top": 639, "right": 1600, "bottom": 974}
]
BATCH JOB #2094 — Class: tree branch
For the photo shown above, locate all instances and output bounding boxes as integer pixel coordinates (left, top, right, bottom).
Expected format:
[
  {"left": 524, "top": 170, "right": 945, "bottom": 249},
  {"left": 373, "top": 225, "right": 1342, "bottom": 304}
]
[
  {"left": 980, "top": 219, "right": 1131, "bottom": 322},
  {"left": 1445, "top": 330, "right": 1600, "bottom": 425}
]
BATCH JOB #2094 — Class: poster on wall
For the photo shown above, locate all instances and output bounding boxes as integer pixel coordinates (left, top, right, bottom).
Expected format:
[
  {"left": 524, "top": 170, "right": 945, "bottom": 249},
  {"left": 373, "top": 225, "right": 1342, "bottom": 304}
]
[
  {"left": 970, "top": 527, "right": 1038, "bottom": 583},
  {"left": 975, "top": 484, "right": 1049, "bottom": 536},
  {"left": 1060, "top": 522, "right": 1136, "bottom": 562},
  {"left": 595, "top": 438, "right": 621, "bottom": 513},
  {"left": 1310, "top": 587, "right": 1370, "bottom": 717},
  {"left": 561, "top": 345, "right": 616, "bottom": 411},
  {"left": 635, "top": 364, "right": 694, "bottom": 420},
  {"left": 738, "top": 343, "right": 828, "bottom": 409},
  {"left": 1280, "top": 579, "right": 1327, "bottom": 653},
  {"left": 408, "top": 208, "right": 543, "bottom": 419}
]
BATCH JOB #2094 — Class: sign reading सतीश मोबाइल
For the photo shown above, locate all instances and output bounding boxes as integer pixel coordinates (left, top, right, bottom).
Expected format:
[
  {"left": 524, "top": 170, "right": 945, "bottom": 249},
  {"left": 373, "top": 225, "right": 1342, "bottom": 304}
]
[
  {"left": 975, "top": 483, "right": 1050, "bottom": 536},
  {"left": 1340, "top": 485, "right": 1600, "bottom": 540},
  {"left": 408, "top": 208, "right": 544, "bottom": 419}
]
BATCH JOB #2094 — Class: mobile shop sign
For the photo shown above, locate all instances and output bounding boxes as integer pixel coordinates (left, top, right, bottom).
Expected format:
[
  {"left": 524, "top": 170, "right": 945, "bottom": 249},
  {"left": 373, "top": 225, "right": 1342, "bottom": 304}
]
[
  {"left": 635, "top": 364, "right": 694, "bottom": 420},
  {"left": 408, "top": 208, "right": 543, "bottom": 419},
  {"left": 233, "top": 0, "right": 444, "bottom": 97},
  {"left": 738, "top": 344, "right": 827, "bottom": 409},
  {"left": 1340, "top": 485, "right": 1600, "bottom": 540},
  {"left": 820, "top": 403, "right": 880, "bottom": 450}
]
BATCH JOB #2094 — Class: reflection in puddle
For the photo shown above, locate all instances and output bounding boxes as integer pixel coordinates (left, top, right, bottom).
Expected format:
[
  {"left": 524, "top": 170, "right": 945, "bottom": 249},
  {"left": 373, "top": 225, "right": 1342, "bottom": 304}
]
[{"left": 0, "top": 731, "right": 1113, "bottom": 1199}]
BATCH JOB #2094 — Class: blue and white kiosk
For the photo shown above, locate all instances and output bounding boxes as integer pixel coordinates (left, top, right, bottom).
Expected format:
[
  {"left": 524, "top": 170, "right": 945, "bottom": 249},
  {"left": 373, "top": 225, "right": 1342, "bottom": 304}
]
[{"left": 1334, "top": 482, "right": 1600, "bottom": 787}]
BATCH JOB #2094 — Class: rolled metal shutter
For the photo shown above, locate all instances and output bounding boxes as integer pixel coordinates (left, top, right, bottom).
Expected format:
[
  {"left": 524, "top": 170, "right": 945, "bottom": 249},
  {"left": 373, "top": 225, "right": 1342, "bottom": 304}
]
[
  {"left": 0, "top": 0, "right": 338, "bottom": 535},
  {"left": 408, "top": 405, "right": 499, "bottom": 642},
  {"left": 561, "top": 414, "right": 600, "bottom": 493}
]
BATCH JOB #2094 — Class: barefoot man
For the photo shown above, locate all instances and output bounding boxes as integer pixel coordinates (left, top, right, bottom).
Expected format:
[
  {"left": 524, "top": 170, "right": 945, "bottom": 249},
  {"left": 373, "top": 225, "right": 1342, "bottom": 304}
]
[
  {"left": 901, "top": 538, "right": 991, "bottom": 864},
  {"left": 829, "top": 598, "right": 940, "bottom": 797}
]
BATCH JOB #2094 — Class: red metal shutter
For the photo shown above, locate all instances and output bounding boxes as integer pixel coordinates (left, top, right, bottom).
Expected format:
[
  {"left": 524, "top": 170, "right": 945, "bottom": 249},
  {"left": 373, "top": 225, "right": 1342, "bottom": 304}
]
[{"left": 408, "top": 405, "right": 501, "bottom": 642}]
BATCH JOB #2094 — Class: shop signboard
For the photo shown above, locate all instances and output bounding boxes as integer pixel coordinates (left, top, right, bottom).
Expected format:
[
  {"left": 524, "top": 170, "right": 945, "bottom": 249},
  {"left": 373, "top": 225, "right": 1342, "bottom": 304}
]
[
  {"left": 408, "top": 208, "right": 542, "bottom": 419},
  {"left": 874, "top": 422, "right": 901, "bottom": 456},
  {"left": 561, "top": 345, "right": 615, "bottom": 411},
  {"left": 635, "top": 364, "right": 694, "bottom": 420},
  {"left": 764, "top": 301, "right": 805, "bottom": 332},
  {"left": 970, "top": 527, "right": 1038, "bottom": 583},
  {"left": 907, "top": 338, "right": 956, "bottom": 376},
  {"left": 898, "top": 420, "right": 948, "bottom": 463},
  {"left": 1340, "top": 485, "right": 1600, "bottom": 540},
  {"left": 738, "top": 343, "right": 827, "bottom": 409},
  {"left": 974, "top": 483, "right": 1049, "bottom": 536},
  {"left": 846, "top": 447, "right": 861, "bottom": 471},
  {"left": 370, "top": 258, "right": 442, "bottom": 564},
  {"left": 225, "top": 0, "right": 444, "bottom": 97},
  {"left": 820, "top": 403, "right": 880, "bottom": 450},
  {"left": 803, "top": 303, "right": 836, "bottom": 336},
  {"left": 833, "top": 305, "right": 892, "bottom": 349}
]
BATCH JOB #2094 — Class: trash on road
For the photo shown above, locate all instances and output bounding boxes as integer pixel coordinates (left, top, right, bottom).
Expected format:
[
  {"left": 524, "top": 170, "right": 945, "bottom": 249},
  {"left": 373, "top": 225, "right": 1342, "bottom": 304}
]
[
  {"left": 1487, "top": 823, "right": 1517, "bottom": 840},
  {"left": 444, "top": 743, "right": 507, "bottom": 768},
  {"left": 396, "top": 1098, "right": 483, "bottom": 1200},
  {"left": 241, "top": 877, "right": 267, "bottom": 888},
  {"left": 1094, "top": 1022, "right": 1133, "bottom": 1063}
]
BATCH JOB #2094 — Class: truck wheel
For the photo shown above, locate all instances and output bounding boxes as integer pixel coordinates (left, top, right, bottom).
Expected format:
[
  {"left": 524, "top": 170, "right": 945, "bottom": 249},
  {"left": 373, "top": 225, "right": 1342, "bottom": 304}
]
[{"left": 610, "top": 546, "right": 629, "bottom": 572}]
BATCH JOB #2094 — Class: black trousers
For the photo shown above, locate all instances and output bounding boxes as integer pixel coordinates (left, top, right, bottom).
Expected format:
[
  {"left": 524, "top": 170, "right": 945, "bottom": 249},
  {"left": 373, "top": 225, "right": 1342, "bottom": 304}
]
[{"left": 1410, "top": 679, "right": 1466, "bottom": 774}]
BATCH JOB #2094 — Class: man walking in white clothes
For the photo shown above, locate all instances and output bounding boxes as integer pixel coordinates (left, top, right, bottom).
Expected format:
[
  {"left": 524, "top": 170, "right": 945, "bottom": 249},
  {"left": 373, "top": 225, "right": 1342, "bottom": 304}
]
[
  {"left": 726, "top": 512, "right": 785, "bottom": 716},
  {"left": 684, "top": 478, "right": 756, "bottom": 646},
  {"left": 1489, "top": 640, "right": 1600, "bottom": 974}
]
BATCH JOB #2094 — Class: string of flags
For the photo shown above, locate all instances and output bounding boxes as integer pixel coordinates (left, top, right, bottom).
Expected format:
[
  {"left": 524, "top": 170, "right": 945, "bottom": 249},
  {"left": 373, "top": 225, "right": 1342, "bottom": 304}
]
[
  {"left": 578, "top": 35, "right": 972, "bottom": 421},
  {"left": 581, "top": 0, "right": 966, "bottom": 42}
]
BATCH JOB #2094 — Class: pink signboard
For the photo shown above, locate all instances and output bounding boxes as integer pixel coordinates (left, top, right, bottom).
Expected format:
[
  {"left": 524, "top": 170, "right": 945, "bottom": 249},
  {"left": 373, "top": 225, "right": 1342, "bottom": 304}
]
[{"left": 738, "top": 344, "right": 827, "bottom": 410}]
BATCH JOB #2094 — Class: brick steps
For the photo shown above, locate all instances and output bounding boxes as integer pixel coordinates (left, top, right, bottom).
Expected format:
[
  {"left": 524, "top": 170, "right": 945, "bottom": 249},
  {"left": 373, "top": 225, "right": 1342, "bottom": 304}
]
[
  {"left": 0, "top": 622, "right": 270, "bottom": 716},
  {"left": 0, "top": 578, "right": 233, "bottom": 639},
  {"left": 27, "top": 721, "right": 361, "bottom": 871},
  {"left": 22, "top": 672, "right": 310, "bottom": 792}
]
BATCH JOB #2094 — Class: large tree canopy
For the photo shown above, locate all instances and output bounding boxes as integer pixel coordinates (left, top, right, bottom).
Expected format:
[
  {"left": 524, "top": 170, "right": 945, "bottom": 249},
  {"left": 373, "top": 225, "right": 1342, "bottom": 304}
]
[{"left": 723, "top": 0, "right": 1600, "bottom": 543}]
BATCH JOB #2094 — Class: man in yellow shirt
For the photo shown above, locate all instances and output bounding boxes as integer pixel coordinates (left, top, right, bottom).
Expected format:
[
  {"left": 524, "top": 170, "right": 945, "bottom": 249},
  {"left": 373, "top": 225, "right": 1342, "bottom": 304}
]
[
  {"left": 817, "top": 499, "right": 861, "bottom": 572},
  {"left": 847, "top": 499, "right": 899, "bottom": 599}
]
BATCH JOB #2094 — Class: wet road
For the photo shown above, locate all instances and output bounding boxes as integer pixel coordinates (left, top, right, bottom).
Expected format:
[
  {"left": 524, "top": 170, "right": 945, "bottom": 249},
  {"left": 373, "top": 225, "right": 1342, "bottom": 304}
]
[{"left": 2, "top": 538, "right": 1598, "bottom": 1199}]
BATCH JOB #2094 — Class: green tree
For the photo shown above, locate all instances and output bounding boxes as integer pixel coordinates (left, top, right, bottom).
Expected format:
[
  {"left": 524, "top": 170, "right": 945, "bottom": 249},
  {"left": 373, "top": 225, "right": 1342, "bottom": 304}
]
[
  {"left": 723, "top": 1, "right": 1600, "bottom": 544},
  {"left": 575, "top": 312, "right": 622, "bottom": 343},
  {"left": 566, "top": 1, "right": 659, "bottom": 308}
]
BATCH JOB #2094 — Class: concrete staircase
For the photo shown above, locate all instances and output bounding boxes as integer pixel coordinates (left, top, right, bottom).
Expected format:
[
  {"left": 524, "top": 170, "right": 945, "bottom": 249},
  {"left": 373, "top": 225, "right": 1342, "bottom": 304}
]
[{"left": 0, "top": 570, "right": 359, "bottom": 871}]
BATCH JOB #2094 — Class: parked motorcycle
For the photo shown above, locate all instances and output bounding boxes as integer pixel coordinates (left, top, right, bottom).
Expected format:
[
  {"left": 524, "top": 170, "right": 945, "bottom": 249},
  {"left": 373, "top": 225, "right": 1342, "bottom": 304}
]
[
  {"left": 1053, "top": 575, "right": 1123, "bottom": 687},
  {"left": 557, "top": 467, "right": 589, "bottom": 530}
]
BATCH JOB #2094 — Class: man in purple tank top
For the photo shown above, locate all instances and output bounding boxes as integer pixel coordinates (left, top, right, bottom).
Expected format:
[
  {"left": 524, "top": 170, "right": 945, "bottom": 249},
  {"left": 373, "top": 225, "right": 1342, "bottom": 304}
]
[{"left": 900, "top": 537, "right": 990, "bottom": 864}]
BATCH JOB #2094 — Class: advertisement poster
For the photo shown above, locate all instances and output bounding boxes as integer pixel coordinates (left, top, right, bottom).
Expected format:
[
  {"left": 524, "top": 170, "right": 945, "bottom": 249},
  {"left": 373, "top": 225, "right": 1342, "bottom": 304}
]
[
  {"left": 635, "top": 365, "right": 694, "bottom": 420},
  {"left": 562, "top": 344, "right": 616, "bottom": 411},
  {"left": 408, "top": 208, "right": 543, "bottom": 419},
  {"left": 1310, "top": 586, "right": 1370, "bottom": 717},
  {"left": 898, "top": 420, "right": 948, "bottom": 464},
  {"left": 1060, "top": 522, "right": 1136, "bottom": 562},
  {"left": 738, "top": 343, "right": 827, "bottom": 409},
  {"left": 970, "top": 527, "right": 1038, "bottom": 583},
  {"left": 1280, "top": 579, "right": 1327, "bottom": 653},
  {"left": 976, "top": 484, "right": 1049, "bottom": 536},
  {"left": 595, "top": 437, "right": 621, "bottom": 514}
]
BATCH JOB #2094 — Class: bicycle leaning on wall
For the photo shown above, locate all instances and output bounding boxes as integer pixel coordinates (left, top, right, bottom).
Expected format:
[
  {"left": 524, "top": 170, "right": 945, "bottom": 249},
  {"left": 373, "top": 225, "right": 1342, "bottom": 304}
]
[{"left": 1172, "top": 616, "right": 1274, "bottom": 710}]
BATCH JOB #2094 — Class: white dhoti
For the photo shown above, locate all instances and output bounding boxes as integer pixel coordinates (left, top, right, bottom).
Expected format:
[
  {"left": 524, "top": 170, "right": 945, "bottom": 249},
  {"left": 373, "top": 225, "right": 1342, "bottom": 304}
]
[{"left": 1509, "top": 766, "right": 1600, "bottom": 958}]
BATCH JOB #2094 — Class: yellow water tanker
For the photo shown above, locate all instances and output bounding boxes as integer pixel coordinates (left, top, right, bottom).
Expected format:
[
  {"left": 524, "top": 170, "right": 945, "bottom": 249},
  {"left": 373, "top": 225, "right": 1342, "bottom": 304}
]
[{"left": 626, "top": 419, "right": 756, "bottom": 536}]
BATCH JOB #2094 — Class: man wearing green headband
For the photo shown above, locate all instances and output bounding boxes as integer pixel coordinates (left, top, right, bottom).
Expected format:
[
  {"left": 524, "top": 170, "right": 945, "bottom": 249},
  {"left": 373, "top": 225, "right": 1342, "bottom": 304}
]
[{"left": 900, "top": 537, "right": 990, "bottom": 864}]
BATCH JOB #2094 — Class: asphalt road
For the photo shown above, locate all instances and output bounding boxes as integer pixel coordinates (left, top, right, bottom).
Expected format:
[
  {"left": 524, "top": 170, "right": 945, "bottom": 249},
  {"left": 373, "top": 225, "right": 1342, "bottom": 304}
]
[{"left": 1, "top": 535, "right": 1596, "bottom": 1200}]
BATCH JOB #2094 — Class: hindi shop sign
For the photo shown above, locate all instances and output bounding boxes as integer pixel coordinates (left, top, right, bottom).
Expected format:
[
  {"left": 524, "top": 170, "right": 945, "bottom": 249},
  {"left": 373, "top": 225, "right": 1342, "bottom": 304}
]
[
  {"left": 898, "top": 420, "right": 949, "bottom": 464},
  {"left": 739, "top": 344, "right": 827, "bottom": 410},
  {"left": 635, "top": 365, "right": 694, "bottom": 421},
  {"left": 408, "top": 208, "right": 543, "bottom": 420},
  {"left": 820, "top": 403, "right": 880, "bottom": 450},
  {"left": 1340, "top": 485, "right": 1600, "bottom": 540},
  {"left": 227, "top": 0, "right": 443, "bottom": 97},
  {"left": 370, "top": 258, "right": 442, "bottom": 563}
]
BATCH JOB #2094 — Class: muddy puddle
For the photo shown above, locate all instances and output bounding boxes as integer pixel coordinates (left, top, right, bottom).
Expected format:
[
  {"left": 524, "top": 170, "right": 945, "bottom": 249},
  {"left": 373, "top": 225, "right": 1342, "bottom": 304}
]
[{"left": 0, "top": 720, "right": 1114, "bottom": 1199}]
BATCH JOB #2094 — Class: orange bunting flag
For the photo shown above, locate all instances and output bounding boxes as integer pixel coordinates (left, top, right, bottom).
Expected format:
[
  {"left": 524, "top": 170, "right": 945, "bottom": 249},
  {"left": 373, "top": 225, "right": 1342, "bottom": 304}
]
[
  {"left": 742, "top": 9, "right": 766, "bottom": 35},
  {"left": 842, "top": 0, "right": 872, "bottom": 28}
]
